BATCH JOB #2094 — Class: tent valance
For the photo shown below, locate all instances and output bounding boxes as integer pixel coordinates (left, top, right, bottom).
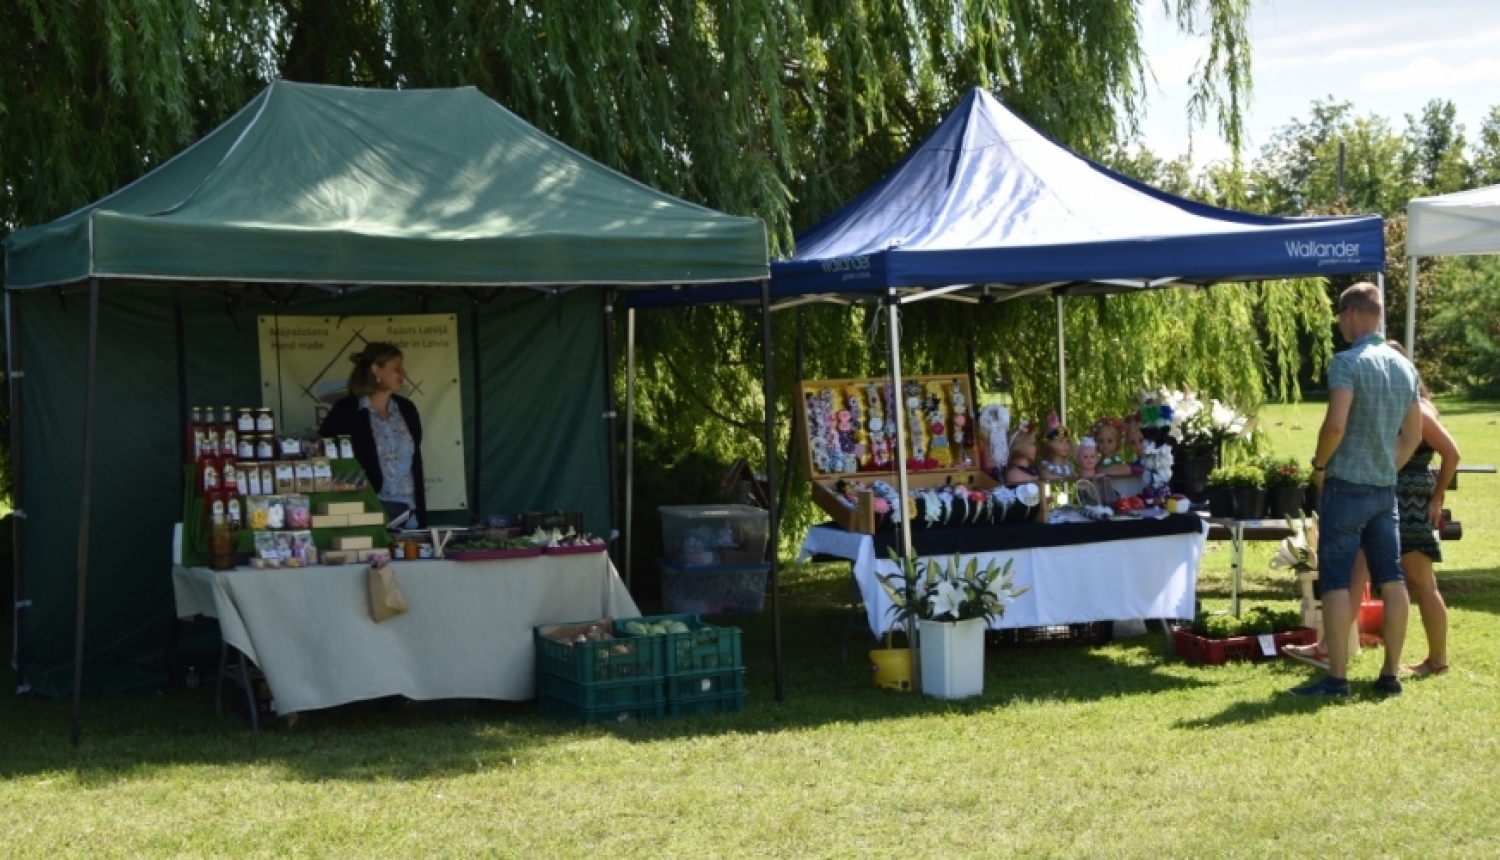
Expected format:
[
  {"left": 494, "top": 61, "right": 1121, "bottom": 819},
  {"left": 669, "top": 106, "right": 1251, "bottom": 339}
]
[
  {"left": 5, "top": 81, "right": 768, "bottom": 290},
  {"left": 1408, "top": 184, "right": 1500, "bottom": 258}
]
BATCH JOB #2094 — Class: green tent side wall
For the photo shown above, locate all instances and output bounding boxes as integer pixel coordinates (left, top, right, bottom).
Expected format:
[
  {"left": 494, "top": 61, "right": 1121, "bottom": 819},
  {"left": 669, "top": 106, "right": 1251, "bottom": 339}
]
[{"left": 13, "top": 283, "right": 608, "bottom": 697}]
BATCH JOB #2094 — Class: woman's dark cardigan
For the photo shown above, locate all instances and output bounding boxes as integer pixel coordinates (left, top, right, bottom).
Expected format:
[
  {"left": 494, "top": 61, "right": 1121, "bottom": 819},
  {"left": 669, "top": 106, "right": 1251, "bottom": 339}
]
[{"left": 319, "top": 394, "right": 427, "bottom": 521}]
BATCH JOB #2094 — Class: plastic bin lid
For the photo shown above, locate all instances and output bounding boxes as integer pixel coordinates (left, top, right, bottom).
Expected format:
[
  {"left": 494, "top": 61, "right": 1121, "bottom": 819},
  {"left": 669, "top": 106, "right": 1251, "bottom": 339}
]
[{"left": 658, "top": 504, "right": 768, "bottom": 518}]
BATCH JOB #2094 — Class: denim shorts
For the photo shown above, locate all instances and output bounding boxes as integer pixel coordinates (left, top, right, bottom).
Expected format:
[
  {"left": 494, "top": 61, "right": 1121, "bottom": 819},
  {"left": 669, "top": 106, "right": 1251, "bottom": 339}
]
[{"left": 1318, "top": 477, "right": 1403, "bottom": 592}]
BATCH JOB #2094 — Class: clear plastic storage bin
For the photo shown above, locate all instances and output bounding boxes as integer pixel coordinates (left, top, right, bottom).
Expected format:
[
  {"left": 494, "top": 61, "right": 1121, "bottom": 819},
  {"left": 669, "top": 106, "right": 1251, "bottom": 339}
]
[{"left": 659, "top": 505, "right": 768, "bottom": 567}]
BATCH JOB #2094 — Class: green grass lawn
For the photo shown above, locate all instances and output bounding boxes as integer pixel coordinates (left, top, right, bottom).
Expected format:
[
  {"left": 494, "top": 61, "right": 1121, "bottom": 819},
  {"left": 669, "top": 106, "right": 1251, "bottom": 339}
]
[{"left": 2, "top": 401, "right": 1499, "bottom": 857}]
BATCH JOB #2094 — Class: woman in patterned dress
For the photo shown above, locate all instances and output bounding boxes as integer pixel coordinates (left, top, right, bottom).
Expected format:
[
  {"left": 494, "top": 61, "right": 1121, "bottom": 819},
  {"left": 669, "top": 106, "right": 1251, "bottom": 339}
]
[
  {"left": 1383, "top": 341, "right": 1460, "bottom": 676},
  {"left": 1284, "top": 342, "right": 1459, "bottom": 676},
  {"left": 320, "top": 342, "right": 428, "bottom": 529}
]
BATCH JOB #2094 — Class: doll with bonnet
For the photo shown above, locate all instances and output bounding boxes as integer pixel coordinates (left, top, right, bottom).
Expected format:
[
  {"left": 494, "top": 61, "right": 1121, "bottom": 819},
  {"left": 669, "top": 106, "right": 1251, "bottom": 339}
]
[{"left": 1037, "top": 413, "right": 1075, "bottom": 482}]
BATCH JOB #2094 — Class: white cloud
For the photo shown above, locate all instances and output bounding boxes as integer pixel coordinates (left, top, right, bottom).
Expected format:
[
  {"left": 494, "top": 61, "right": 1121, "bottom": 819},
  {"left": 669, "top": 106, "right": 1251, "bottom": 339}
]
[
  {"left": 1360, "top": 56, "right": 1500, "bottom": 93},
  {"left": 1149, "top": 39, "right": 1209, "bottom": 86}
]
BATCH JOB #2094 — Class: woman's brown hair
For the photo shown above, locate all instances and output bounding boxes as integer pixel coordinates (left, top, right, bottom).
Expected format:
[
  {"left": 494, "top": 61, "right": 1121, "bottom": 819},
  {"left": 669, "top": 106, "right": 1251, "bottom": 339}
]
[
  {"left": 1385, "top": 340, "right": 1431, "bottom": 400},
  {"left": 347, "top": 341, "right": 403, "bottom": 397}
]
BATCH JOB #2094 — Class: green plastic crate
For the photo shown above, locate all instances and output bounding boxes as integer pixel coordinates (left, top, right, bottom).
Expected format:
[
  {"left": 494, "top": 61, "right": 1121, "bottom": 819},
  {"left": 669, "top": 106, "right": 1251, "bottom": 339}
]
[
  {"left": 613, "top": 614, "right": 744, "bottom": 676},
  {"left": 666, "top": 692, "right": 746, "bottom": 718},
  {"left": 539, "top": 694, "right": 664, "bottom": 725},
  {"left": 666, "top": 668, "right": 746, "bottom": 703},
  {"left": 533, "top": 624, "right": 657, "bottom": 684},
  {"left": 538, "top": 672, "right": 664, "bottom": 710}
]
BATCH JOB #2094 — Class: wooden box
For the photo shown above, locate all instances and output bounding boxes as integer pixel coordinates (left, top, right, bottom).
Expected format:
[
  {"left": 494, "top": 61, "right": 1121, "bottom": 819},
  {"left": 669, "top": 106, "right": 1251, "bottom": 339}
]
[{"left": 796, "top": 374, "right": 1043, "bottom": 533}]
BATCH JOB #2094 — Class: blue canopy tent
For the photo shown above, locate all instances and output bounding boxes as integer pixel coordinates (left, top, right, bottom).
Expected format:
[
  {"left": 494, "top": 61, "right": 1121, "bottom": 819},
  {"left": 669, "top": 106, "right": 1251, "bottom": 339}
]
[{"left": 624, "top": 86, "right": 1384, "bottom": 565}]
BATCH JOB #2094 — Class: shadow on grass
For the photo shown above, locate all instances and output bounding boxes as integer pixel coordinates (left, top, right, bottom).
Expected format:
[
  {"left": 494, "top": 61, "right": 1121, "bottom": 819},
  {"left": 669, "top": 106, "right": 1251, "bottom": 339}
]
[
  {"left": 0, "top": 563, "right": 1209, "bottom": 784},
  {"left": 1172, "top": 688, "right": 1366, "bottom": 729}
]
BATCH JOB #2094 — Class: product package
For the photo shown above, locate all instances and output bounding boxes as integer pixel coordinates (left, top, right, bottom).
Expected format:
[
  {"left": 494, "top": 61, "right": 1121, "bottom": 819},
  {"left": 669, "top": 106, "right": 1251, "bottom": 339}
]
[
  {"left": 265, "top": 495, "right": 287, "bottom": 530},
  {"left": 284, "top": 494, "right": 312, "bottom": 529}
]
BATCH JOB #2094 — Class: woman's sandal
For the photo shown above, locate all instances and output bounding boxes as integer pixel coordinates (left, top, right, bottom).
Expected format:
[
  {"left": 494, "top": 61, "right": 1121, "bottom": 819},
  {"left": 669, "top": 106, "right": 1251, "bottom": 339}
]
[
  {"left": 1282, "top": 642, "right": 1329, "bottom": 671},
  {"left": 1403, "top": 659, "right": 1450, "bottom": 678}
]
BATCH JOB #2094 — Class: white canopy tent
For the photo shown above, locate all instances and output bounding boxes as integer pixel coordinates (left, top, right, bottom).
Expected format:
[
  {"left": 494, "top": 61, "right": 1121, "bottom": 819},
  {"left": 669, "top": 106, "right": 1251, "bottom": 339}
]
[{"left": 1406, "top": 184, "right": 1500, "bottom": 353}]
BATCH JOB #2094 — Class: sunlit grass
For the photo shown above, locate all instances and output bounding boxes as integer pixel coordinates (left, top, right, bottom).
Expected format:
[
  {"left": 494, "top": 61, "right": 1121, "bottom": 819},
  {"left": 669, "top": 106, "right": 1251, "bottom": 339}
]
[{"left": 1, "top": 402, "right": 1497, "bottom": 858}]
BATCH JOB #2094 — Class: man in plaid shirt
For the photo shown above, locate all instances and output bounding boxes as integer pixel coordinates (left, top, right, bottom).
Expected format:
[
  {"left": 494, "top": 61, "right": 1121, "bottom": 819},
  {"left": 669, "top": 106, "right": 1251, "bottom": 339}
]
[{"left": 1293, "top": 282, "right": 1423, "bottom": 698}]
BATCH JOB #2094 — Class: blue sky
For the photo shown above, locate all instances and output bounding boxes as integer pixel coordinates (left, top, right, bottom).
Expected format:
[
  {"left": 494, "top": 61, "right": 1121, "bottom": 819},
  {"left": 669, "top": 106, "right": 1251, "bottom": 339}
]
[{"left": 1139, "top": 0, "right": 1500, "bottom": 164}]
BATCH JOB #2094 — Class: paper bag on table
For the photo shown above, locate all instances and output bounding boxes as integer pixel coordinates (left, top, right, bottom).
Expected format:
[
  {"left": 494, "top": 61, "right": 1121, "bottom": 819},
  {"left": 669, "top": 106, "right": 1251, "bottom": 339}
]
[{"left": 367, "top": 562, "right": 408, "bottom": 623}]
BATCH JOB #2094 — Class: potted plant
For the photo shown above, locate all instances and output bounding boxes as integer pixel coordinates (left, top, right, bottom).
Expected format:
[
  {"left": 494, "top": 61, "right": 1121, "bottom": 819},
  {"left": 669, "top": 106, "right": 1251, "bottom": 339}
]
[
  {"left": 878, "top": 551, "right": 1027, "bottom": 699},
  {"left": 870, "top": 551, "right": 926, "bottom": 692},
  {"left": 1156, "top": 389, "right": 1254, "bottom": 501},
  {"left": 1208, "top": 463, "right": 1266, "bottom": 519},
  {"left": 1261, "top": 456, "right": 1310, "bottom": 519},
  {"left": 1173, "top": 603, "right": 1316, "bottom": 665}
]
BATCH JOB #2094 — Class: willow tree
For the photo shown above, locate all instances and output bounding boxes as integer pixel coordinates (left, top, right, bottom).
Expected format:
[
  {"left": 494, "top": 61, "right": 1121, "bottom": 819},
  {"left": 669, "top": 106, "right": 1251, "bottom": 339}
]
[{"left": 3, "top": 1, "right": 1330, "bottom": 555}]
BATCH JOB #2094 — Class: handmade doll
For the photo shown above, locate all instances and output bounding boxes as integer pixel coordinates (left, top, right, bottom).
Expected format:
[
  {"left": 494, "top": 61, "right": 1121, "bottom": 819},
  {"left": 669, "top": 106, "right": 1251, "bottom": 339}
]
[
  {"left": 1074, "top": 437, "right": 1100, "bottom": 479},
  {"left": 978, "top": 402, "right": 1011, "bottom": 473},
  {"left": 1091, "top": 417, "right": 1133, "bottom": 477},
  {"left": 1074, "top": 437, "right": 1119, "bottom": 504},
  {"left": 1037, "top": 413, "right": 1075, "bottom": 482},
  {"left": 1125, "top": 422, "right": 1148, "bottom": 476},
  {"left": 1004, "top": 429, "right": 1040, "bottom": 485}
]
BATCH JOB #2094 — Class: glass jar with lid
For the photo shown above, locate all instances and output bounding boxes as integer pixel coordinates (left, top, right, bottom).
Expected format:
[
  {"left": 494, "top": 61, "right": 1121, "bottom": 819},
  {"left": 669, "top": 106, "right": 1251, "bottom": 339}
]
[{"left": 255, "top": 407, "right": 275, "bottom": 434}]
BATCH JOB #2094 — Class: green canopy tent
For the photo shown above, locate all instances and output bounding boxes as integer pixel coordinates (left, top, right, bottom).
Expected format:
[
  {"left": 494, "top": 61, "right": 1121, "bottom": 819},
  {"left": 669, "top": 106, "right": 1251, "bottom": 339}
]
[{"left": 2, "top": 81, "right": 774, "bottom": 742}]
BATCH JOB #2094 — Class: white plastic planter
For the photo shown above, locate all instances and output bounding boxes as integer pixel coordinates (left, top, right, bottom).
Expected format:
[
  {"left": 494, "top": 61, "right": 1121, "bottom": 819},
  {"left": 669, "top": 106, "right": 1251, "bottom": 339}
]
[{"left": 917, "top": 617, "right": 986, "bottom": 699}]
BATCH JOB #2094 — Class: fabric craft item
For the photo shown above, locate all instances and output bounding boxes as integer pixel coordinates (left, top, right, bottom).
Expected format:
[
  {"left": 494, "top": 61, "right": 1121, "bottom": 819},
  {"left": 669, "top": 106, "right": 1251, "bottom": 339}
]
[
  {"left": 979, "top": 403, "right": 1011, "bottom": 471},
  {"left": 845, "top": 384, "right": 872, "bottom": 468},
  {"left": 904, "top": 382, "right": 928, "bottom": 465},
  {"left": 924, "top": 381, "right": 953, "bottom": 467}
]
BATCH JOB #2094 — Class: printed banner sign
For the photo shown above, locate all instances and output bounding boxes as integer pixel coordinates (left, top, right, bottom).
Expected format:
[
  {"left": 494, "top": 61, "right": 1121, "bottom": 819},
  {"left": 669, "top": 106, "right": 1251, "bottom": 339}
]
[{"left": 257, "top": 314, "right": 468, "bottom": 511}]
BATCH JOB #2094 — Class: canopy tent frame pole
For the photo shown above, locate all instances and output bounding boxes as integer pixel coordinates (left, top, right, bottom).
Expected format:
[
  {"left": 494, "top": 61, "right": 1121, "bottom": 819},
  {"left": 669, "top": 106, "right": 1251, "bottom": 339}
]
[
  {"left": 1406, "top": 257, "right": 1418, "bottom": 355},
  {"left": 602, "top": 290, "right": 621, "bottom": 567},
  {"left": 469, "top": 295, "right": 485, "bottom": 520},
  {"left": 70, "top": 276, "right": 101, "bottom": 746},
  {"left": 758, "top": 280, "right": 785, "bottom": 702},
  {"left": 884, "top": 289, "right": 920, "bottom": 688},
  {"left": 6, "top": 290, "right": 28, "bottom": 693},
  {"left": 1055, "top": 294, "right": 1067, "bottom": 427},
  {"left": 623, "top": 308, "right": 636, "bottom": 588}
]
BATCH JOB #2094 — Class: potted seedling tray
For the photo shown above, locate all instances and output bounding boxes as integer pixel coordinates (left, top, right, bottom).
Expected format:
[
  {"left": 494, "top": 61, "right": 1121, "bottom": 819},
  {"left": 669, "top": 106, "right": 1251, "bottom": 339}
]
[
  {"left": 543, "top": 543, "right": 609, "bottom": 556},
  {"left": 447, "top": 544, "right": 543, "bottom": 561}
]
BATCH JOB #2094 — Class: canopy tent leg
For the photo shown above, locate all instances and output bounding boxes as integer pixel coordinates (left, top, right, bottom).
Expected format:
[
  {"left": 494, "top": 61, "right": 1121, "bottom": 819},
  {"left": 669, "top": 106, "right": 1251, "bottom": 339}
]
[
  {"left": 70, "top": 277, "right": 101, "bottom": 746},
  {"left": 602, "top": 291, "right": 621, "bottom": 566},
  {"left": 1406, "top": 257, "right": 1418, "bottom": 356},
  {"left": 6, "top": 291, "right": 28, "bottom": 692},
  {"left": 1055, "top": 294, "right": 1067, "bottom": 427},
  {"left": 758, "top": 281, "right": 784, "bottom": 702},
  {"left": 624, "top": 308, "right": 636, "bottom": 588},
  {"left": 885, "top": 290, "right": 920, "bottom": 689},
  {"left": 470, "top": 297, "right": 485, "bottom": 519}
]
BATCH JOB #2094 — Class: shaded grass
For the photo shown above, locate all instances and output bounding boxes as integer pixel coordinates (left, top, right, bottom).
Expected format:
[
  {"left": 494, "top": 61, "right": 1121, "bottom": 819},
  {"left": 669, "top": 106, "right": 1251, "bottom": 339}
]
[{"left": 1, "top": 401, "right": 1499, "bottom": 857}]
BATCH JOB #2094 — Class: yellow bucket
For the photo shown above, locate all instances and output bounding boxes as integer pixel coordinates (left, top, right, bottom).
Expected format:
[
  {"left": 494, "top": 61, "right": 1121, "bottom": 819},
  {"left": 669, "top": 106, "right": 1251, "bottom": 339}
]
[{"left": 870, "top": 648, "right": 913, "bottom": 691}]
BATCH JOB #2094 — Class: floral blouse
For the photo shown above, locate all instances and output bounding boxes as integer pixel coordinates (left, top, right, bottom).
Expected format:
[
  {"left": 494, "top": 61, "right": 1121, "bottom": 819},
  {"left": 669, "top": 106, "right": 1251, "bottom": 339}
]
[{"left": 360, "top": 396, "right": 416, "bottom": 508}]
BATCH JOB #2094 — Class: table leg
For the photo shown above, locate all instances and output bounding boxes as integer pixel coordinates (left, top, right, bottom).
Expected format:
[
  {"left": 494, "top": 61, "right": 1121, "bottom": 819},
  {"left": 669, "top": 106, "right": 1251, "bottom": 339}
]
[
  {"left": 215, "top": 641, "right": 228, "bottom": 716},
  {"left": 1231, "top": 522, "right": 1244, "bottom": 617},
  {"left": 842, "top": 561, "right": 864, "bottom": 662},
  {"left": 237, "top": 649, "right": 260, "bottom": 733}
]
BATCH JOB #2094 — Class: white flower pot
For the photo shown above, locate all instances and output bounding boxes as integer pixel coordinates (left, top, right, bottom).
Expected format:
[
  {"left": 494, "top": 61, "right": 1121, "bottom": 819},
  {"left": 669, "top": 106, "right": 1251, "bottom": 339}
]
[{"left": 918, "top": 617, "right": 987, "bottom": 699}]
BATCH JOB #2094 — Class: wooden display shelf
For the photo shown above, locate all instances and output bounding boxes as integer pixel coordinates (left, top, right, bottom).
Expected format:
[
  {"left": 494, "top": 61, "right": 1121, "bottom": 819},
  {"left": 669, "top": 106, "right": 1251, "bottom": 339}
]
[{"left": 797, "top": 374, "right": 1043, "bottom": 533}]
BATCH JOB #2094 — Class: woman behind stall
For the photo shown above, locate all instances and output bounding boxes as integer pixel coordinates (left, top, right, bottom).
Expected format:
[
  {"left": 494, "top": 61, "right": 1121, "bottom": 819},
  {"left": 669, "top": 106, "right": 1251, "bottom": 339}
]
[{"left": 320, "top": 342, "right": 428, "bottom": 529}]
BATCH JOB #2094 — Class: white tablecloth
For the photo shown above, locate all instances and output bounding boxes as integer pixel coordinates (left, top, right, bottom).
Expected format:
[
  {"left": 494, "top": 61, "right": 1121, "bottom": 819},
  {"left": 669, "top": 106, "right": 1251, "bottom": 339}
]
[
  {"left": 173, "top": 554, "right": 639, "bottom": 714},
  {"left": 800, "top": 522, "right": 1206, "bottom": 638}
]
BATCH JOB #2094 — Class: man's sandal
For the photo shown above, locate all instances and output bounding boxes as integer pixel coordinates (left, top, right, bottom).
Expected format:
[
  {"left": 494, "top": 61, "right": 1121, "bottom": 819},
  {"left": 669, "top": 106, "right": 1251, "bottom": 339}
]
[{"left": 1403, "top": 659, "right": 1449, "bottom": 678}]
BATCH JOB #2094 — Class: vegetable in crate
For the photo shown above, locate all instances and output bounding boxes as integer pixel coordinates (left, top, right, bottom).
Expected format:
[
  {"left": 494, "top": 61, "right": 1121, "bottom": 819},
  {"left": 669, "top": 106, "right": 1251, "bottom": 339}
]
[{"left": 623, "top": 620, "right": 691, "bottom": 636}]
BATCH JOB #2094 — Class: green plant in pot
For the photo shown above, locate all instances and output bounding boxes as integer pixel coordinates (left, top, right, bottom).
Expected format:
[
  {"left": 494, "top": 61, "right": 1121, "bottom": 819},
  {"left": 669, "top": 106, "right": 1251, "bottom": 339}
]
[
  {"left": 1208, "top": 463, "right": 1266, "bottom": 519},
  {"left": 877, "top": 551, "right": 1027, "bottom": 699},
  {"left": 1261, "top": 457, "right": 1310, "bottom": 519}
]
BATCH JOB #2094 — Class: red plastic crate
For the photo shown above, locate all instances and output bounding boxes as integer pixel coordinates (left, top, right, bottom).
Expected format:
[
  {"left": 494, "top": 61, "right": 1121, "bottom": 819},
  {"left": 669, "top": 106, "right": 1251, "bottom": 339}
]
[{"left": 1173, "top": 626, "right": 1318, "bottom": 665}]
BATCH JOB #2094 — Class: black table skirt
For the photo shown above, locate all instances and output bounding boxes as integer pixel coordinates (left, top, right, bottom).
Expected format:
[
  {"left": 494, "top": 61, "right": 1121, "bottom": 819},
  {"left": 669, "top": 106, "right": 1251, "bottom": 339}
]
[{"left": 842, "top": 514, "right": 1205, "bottom": 558}]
